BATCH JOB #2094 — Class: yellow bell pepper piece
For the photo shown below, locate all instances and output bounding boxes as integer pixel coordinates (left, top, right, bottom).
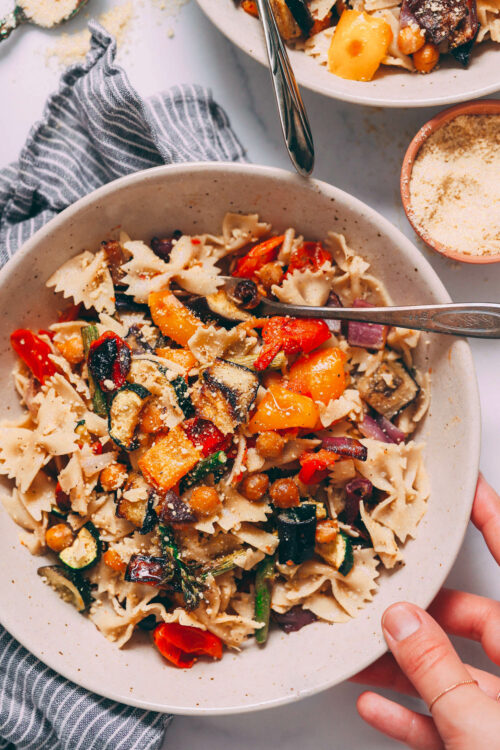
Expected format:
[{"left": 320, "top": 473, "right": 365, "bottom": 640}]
[
  {"left": 328, "top": 10, "right": 393, "bottom": 82},
  {"left": 287, "top": 347, "right": 347, "bottom": 405},
  {"left": 248, "top": 385, "right": 319, "bottom": 433}
]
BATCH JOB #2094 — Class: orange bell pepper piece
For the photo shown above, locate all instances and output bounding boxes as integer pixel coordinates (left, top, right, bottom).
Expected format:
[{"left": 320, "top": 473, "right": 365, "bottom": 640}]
[
  {"left": 288, "top": 347, "right": 347, "bottom": 404},
  {"left": 232, "top": 235, "right": 284, "bottom": 279},
  {"left": 149, "top": 291, "right": 202, "bottom": 347},
  {"left": 248, "top": 384, "right": 319, "bottom": 433},
  {"left": 156, "top": 347, "right": 197, "bottom": 373}
]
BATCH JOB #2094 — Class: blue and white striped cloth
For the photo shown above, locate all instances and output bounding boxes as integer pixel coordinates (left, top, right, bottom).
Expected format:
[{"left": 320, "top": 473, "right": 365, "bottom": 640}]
[{"left": 0, "top": 21, "right": 245, "bottom": 750}]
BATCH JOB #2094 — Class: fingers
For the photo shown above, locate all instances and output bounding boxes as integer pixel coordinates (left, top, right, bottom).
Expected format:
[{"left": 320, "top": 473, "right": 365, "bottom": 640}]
[
  {"left": 429, "top": 589, "right": 500, "bottom": 666},
  {"left": 381, "top": 602, "right": 486, "bottom": 733},
  {"left": 352, "top": 651, "right": 500, "bottom": 701},
  {"left": 357, "top": 692, "right": 443, "bottom": 750},
  {"left": 471, "top": 474, "right": 500, "bottom": 565}
]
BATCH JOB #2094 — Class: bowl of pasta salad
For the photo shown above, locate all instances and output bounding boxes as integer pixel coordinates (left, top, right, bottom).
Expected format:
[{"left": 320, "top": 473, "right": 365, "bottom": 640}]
[
  {"left": 196, "top": 0, "right": 499, "bottom": 106},
  {"left": 0, "top": 163, "right": 479, "bottom": 714}
]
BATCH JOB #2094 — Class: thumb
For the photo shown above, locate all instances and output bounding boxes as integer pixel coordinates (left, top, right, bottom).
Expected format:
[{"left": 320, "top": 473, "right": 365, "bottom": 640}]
[{"left": 382, "top": 602, "right": 486, "bottom": 737}]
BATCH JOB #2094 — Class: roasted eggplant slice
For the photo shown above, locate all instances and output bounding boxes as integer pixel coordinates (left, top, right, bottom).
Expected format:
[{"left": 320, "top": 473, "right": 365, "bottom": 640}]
[
  {"left": 117, "top": 486, "right": 158, "bottom": 534},
  {"left": 125, "top": 324, "right": 155, "bottom": 352},
  {"left": 284, "top": 0, "right": 313, "bottom": 35},
  {"left": 158, "top": 490, "right": 196, "bottom": 524},
  {"left": 128, "top": 359, "right": 191, "bottom": 419},
  {"left": 269, "top": 0, "right": 302, "bottom": 39},
  {"left": 38, "top": 565, "right": 92, "bottom": 612},
  {"left": 59, "top": 522, "right": 101, "bottom": 571},
  {"left": 197, "top": 359, "right": 259, "bottom": 434},
  {"left": 108, "top": 383, "right": 151, "bottom": 451},
  {"left": 124, "top": 554, "right": 167, "bottom": 585},
  {"left": 449, "top": 0, "right": 479, "bottom": 66},
  {"left": 357, "top": 359, "right": 419, "bottom": 420},
  {"left": 403, "top": 0, "right": 469, "bottom": 44},
  {"left": 277, "top": 504, "right": 317, "bottom": 565},
  {"left": 206, "top": 290, "right": 252, "bottom": 322}
]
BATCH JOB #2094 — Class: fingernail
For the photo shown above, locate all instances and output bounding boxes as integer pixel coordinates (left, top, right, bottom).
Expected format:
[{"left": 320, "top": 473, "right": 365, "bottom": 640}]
[{"left": 382, "top": 603, "right": 421, "bottom": 642}]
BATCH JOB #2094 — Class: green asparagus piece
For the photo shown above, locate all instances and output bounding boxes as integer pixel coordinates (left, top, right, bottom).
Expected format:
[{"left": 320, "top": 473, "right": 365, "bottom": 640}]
[
  {"left": 179, "top": 450, "right": 228, "bottom": 493},
  {"left": 158, "top": 524, "right": 206, "bottom": 610},
  {"left": 227, "top": 351, "right": 286, "bottom": 372},
  {"left": 81, "top": 325, "right": 107, "bottom": 417},
  {"left": 254, "top": 555, "right": 275, "bottom": 645},
  {"left": 202, "top": 549, "right": 247, "bottom": 578}
]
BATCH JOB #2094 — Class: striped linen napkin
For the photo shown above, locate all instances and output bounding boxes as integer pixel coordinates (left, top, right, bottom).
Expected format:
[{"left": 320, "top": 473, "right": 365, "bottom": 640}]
[{"left": 0, "top": 21, "right": 245, "bottom": 750}]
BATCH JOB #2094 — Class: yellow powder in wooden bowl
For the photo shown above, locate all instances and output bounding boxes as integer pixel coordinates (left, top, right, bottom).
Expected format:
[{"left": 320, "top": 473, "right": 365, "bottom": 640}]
[{"left": 408, "top": 114, "right": 500, "bottom": 259}]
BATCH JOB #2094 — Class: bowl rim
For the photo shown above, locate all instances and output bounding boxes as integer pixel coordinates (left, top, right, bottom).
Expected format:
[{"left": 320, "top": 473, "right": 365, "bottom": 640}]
[
  {"left": 0, "top": 162, "right": 481, "bottom": 714},
  {"left": 195, "top": 0, "right": 500, "bottom": 108},
  {"left": 400, "top": 99, "right": 500, "bottom": 264}
]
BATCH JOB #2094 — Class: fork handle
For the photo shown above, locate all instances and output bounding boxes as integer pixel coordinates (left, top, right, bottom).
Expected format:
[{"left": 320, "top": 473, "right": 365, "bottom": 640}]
[{"left": 259, "top": 300, "right": 500, "bottom": 338}]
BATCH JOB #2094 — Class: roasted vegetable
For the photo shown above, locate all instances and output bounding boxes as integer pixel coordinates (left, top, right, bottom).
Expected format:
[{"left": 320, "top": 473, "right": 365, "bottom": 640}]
[
  {"left": 158, "top": 490, "right": 196, "bottom": 524},
  {"left": 284, "top": 0, "right": 313, "bottom": 33},
  {"left": 330, "top": 531, "right": 354, "bottom": 576},
  {"left": 159, "top": 525, "right": 206, "bottom": 610},
  {"left": 343, "top": 477, "right": 373, "bottom": 524},
  {"left": 321, "top": 436, "right": 367, "bottom": 461},
  {"left": 357, "top": 359, "right": 419, "bottom": 420},
  {"left": 298, "top": 449, "right": 339, "bottom": 484},
  {"left": 248, "top": 384, "right": 319, "bottom": 433},
  {"left": 179, "top": 451, "right": 228, "bottom": 493},
  {"left": 403, "top": 0, "right": 469, "bottom": 45},
  {"left": 206, "top": 290, "right": 252, "bottom": 322},
  {"left": 171, "top": 375, "right": 195, "bottom": 418},
  {"left": 328, "top": 10, "right": 393, "bottom": 81},
  {"left": 229, "top": 279, "right": 260, "bottom": 310},
  {"left": 253, "top": 317, "right": 330, "bottom": 371},
  {"left": 81, "top": 325, "right": 107, "bottom": 417},
  {"left": 254, "top": 556, "right": 275, "bottom": 644},
  {"left": 38, "top": 565, "right": 92, "bottom": 612},
  {"left": 273, "top": 606, "right": 317, "bottom": 633},
  {"left": 108, "top": 383, "right": 151, "bottom": 451},
  {"left": 149, "top": 290, "right": 203, "bottom": 346},
  {"left": 202, "top": 549, "right": 249, "bottom": 578},
  {"left": 233, "top": 235, "right": 285, "bottom": 278},
  {"left": 183, "top": 417, "right": 230, "bottom": 457},
  {"left": 347, "top": 300, "right": 388, "bottom": 350},
  {"left": 287, "top": 347, "right": 347, "bottom": 404},
  {"left": 139, "top": 425, "right": 202, "bottom": 492},
  {"left": 286, "top": 242, "right": 330, "bottom": 276},
  {"left": 227, "top": 350, "right": 287, "bottom": 372},
  {"left": 59, "top": 522, "right": 101, "bottom": 571},
  {"left": 11, "top": 329, "right": 56, "bottom": 384},
  {"left": 156, "top": 347, "right": 197, "bottom": 373},
  {"left": 153, "top": 622, "right": 223, "bottom": 668},
  {"left": 125, "top": 554, "right": 167, "bottom": 585},
  {"left": 197, "top": 359, "right": 259, "bottom": 434},
  {"left": 449, "top": 0, "right": 479, "bottom": 65},
  {"left": 128, "top": 358, "right": 192, "bottom": 420},
  {"left": 277, "top": 504, "right": 317, "bottom": 565},
  {"left": 116, "top": 485, "right": 158, "bottom": 534},
  {"left": 88, "top": 331, "right": 132, "bottom": 392},
  {"left": 125, "top": 324, "right": 154, "bottom": 353}
]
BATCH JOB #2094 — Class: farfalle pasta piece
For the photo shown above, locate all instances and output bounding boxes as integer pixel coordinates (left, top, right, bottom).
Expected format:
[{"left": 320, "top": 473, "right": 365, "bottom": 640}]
[
  {"left": 319, "top": 389, "right": 364, "bottom": 427},
  {"left": 187, "top": 324, "right": 257, "bottom": 365},
  {"left": 272, "top": 264, "right": 336, "bottom": 306},
  {"left": 46, "top": 249, "right": 115, "bottom": 314},
  {"left": 222, "top": 213, "right": 271, "bottom": 251},
  {"left": 232, "top": 523, "right": 279, "bottom": 554},
  {"left": 326, "top": 232, "right": 391, "bottom": 306},
  {"left": 0, "top": 421, "right": 47, "bottom": 493}
]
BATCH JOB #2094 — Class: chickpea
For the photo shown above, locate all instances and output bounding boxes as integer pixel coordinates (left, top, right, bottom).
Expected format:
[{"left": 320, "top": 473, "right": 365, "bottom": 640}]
[
  {"left": 255, "top": 431, "right": 285, "bottom": 459},
  {"left": 100, "top": 463, "right": 128, "bottom": 492},
  {"left": 257, "top": 262, "right": 284, "bottom": 291},
  {"left": 315, "top": 519, "right": 339, "bottom": 545},
  {"left": 103, "top": 549, "right": 127, "bottom": 573},
  {"left": 140, "top": 401, "right": 164, "bottom": 434},
  {"left": 189, "top": 485, "right": 221, "bottom": 517},
  {"left": 56, "top": 335, "right": 85, "bottom": 365},
  {"left": 46, "top": 524, "right": 74, "bottom": 552},
  {"left": 413, "top": 43, "right": 439, "bottom": 74},
  {"left": 239, "top": 473, "right": 269, "bottom": 502},
  {"left": 397, "top": 25, "right": 425, "bottom": 55},
  {"left": 269, "top": 477, "right": 300, "bottom": 508}
]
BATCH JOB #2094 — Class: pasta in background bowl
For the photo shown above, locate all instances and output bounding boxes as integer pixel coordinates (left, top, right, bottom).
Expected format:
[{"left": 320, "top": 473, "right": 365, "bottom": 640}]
[{"left": 0, "top": 163, "right": 480, "bottom": 714}]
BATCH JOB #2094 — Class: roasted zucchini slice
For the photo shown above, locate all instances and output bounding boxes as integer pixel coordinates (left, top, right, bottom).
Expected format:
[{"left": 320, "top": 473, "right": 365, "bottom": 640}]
[
  {"left": 331, "top": 531, "right": 354, "bottom": 576},
  {"left": 38, "top": 565, "right": 92, "bottom": 612},
  {"left": 59, "top": 522, "right": 101, "bottom": 571},
  {"left": 277, "top": 504, "right": 317, "bottom": 565},
  {"left": 197, "top": 358, "right": 259, "bottom": 434},
  {"left": 117, "top": 485, "right": 158, "bottom": 534},
  {"left": 206, "top": 290, "right": 252, "bottom": 322},
  {"left": 129, "top": 359, "right": 193, "bottom": 419},
  {"left": 357, "top": 359, "right": 419, "bottom": 420},
  {"left": 108, "top": 383, "right": 150, "bottom": 451}
]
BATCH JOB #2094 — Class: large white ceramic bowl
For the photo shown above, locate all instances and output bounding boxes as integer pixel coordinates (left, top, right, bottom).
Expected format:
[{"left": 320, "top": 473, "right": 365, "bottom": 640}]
[
  {"left": 0, "top": 163, "right": 480, "bottom": 714},
  {"left": 196, "top": 0, "right": 499, "bottom": 107}
]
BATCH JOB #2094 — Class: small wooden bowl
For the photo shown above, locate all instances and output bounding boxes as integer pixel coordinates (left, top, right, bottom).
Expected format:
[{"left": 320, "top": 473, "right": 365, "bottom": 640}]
[{"left": 400, "top": 99, "right": 500, "bottom": 264}]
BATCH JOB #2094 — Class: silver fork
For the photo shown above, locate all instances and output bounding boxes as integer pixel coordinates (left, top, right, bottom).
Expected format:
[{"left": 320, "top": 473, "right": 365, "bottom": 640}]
[{"left": 220, "top": 278, "right": 500, "bottom": 338}]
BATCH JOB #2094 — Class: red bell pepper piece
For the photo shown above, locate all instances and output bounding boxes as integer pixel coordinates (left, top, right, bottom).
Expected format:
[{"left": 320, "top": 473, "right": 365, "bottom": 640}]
[
  {"left": 11, "top": 329, "right": 57, "bottom": 384},
  {"left": 183, "top": 417, "right": 232, "bottom": 457},
  {"left": 153, "top": 623, "right": 223, "bottom": 668},
  {"left": 58, "top": 303, "right": 83, "bottom": 322},
  {"left": 299, "top": 449, "right": 339, "bottom": 484},
  {"left": 253, "top": 317, "right": 330, "bottom": 371},
  {"left": 285, "top": 242, "right": 331, "bottom": 278},
  {"left": 232, "top": 235, "right": 284, "bottom": 279}
]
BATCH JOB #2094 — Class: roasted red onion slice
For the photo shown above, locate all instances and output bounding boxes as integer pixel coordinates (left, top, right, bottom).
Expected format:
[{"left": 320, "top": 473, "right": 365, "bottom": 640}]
[
  {"left": 359, "top": 413, "right": 406, "bottom": 444},
  {"left": 377, "top": 415, "right": 406, "bottom": 444},
  {"left": 159, "top": 490, "right": 196, "bottom": 524},
  {"left": 325, "top": 291, "right": 342, "bottom": 334},
  {"left": 273, "top": 606, "right": 317, "bottom": 633},
  {"left": 322, "top": 436, "right": 367, "bottom": 461},
  {"left": 347, "top": 299, "right": 388, "bottom": 351},
  {"left": 344, "top": 477, "right": 373, "bottom": 524}
]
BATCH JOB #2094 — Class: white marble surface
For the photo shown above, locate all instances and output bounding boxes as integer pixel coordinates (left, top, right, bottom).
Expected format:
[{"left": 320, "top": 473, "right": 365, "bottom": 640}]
[{"left": 1, "top": 2, "right": 499, "bottom": 747}]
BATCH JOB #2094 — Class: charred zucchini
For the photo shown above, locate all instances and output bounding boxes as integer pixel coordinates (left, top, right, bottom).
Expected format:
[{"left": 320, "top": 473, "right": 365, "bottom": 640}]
[
  {"left": 109, "top": 383, "right": 150, "bottom": 451},
  {"left": 197, "top": 358, "right": 259, "bottom": 434},
  {"left": 117, "top": 487, "right": 158, "bottom": 534},
  {"left": 284, "top": 0, "right": 313, "bottom": 35},
  {"left": 38, "top": 565, "right": 92, "bottom": 612},
  {"left": 357, "top": 359, "right": 419, "bottom": 420},
  {"left": 329, "top": 531, "right": 354, "bottom": 576},
  {"left": 171, "top": 375, "right": 195, "bottom": 418},
  {"left": 59, "top": 522, "right": 101, "bottom": 571},
  {"left": 128, "top": 359, "right": 193, "bottom": 419},
  {"left": 277, "top": 504, "right": 317, "bottom": 565}
]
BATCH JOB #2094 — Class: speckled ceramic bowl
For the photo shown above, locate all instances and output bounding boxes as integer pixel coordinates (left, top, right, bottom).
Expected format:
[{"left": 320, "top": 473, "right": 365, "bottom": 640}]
[{"left": 0, "top": 163, "right": 480, "bottom": 715}]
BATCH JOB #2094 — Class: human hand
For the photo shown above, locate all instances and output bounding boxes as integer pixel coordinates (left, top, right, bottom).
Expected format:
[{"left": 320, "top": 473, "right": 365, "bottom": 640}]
[{"left": 352, "top": 474, "right": 500, "bottom": 749}]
